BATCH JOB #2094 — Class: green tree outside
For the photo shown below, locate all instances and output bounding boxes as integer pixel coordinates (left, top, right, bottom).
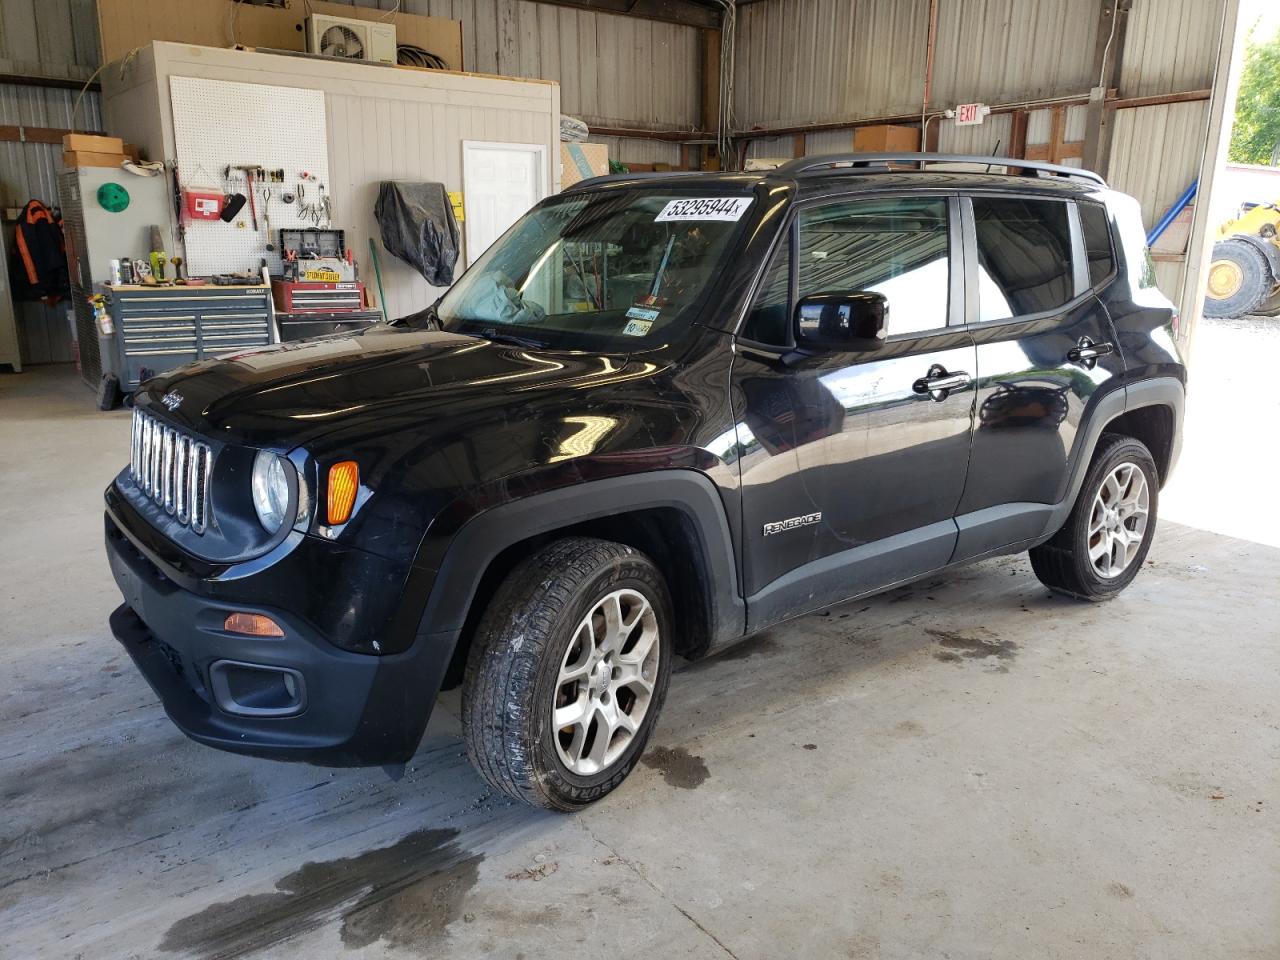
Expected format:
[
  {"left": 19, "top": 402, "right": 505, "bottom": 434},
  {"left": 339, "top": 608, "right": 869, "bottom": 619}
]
[{"left": 1229, "top": 24, "right": 1280, "bottom": 166}]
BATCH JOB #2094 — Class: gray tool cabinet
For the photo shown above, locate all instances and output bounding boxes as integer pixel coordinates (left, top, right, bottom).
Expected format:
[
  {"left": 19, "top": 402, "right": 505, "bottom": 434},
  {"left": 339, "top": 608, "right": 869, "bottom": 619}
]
[{"left": 109, "top": 285, "right": 275, "bottom": 390}]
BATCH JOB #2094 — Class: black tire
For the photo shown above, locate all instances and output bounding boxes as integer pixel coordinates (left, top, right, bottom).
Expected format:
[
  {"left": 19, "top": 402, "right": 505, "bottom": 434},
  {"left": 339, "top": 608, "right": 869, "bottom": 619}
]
[
  {"left": 1203, "top": 239, "right": 1273, "bottom": 319},
  {"left": 461, "top": 536, "right": 674, "bottom": 811},
  {"left": 1029, "top": 434, "right": 1159, "bottom": 601}
]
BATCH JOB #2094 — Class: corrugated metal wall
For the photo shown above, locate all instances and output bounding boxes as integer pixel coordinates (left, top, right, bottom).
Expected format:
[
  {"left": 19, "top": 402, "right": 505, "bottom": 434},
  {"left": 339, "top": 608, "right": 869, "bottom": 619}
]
[
  {"left": 734, "top": 0, "right": 1106, "bottom": 129},
  {"left": 332, "top": 0, "right": 698, "bottom": 162},
  {"left": 0, "top": 85, "right": 102, "bottom": 365},
  {"left": 0, "top": 0, "right": 100, "bottom": 80},
  {"left": 1, "top": 0, "right": 102, "bottom": 364},
  {"left": 734, "top": 0, "right": 1228, "bottom": 305}
]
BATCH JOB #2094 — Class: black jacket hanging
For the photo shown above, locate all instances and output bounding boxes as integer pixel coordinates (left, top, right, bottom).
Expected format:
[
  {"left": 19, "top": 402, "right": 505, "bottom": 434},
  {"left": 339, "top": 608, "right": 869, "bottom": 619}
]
[{"left": 9, "top": 199, "right": 69, "bottom": 302}]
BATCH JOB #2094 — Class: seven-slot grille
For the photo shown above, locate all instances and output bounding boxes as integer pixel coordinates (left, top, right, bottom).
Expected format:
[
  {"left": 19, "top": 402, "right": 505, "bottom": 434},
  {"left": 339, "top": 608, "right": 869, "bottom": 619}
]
[{"left": 130, "top": 410, "right": 214, "bottom": 533}]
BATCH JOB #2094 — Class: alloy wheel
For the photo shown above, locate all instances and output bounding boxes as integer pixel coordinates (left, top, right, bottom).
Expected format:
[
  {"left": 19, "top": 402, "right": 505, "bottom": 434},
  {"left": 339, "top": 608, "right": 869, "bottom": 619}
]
[
  {"left": 552, "top": 588, "right": 660, "bottom": 776},
  {"left": 1088, "top": 461, "right": 1150, "bottom": 579}
]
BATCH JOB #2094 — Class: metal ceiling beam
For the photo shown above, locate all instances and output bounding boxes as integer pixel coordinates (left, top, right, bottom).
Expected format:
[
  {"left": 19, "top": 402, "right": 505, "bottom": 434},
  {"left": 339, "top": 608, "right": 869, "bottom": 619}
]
[{"left": 522, "top": 0, "right": 723, "bottom": 29}]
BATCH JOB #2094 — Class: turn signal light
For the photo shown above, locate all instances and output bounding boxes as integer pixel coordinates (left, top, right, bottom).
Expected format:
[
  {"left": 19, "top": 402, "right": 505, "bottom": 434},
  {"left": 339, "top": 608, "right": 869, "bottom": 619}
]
[
  {"left": 223, "top": 612, "right": 284, "bottom": 637},
  {"left": 327, "top": 460, "right": 359, "bottom": 525}
]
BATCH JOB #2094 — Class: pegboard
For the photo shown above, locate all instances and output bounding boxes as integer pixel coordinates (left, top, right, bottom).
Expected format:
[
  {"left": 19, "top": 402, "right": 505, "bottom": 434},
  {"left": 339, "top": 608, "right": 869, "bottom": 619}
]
[{"left": 170, "top": 76, "right": 332, "bottom": 277}]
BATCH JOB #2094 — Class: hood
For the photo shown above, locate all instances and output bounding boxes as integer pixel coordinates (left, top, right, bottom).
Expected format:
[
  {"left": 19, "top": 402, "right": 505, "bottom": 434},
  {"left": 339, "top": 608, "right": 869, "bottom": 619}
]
[{"left": 135, "top": 326, "right": 644, "bottom": 449}]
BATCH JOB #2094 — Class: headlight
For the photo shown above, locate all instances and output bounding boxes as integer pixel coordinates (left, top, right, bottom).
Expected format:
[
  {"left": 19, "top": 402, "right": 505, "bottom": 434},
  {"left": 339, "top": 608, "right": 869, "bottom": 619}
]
[{"left": 251, "top": 450, "right": 291, "bottom": 533}]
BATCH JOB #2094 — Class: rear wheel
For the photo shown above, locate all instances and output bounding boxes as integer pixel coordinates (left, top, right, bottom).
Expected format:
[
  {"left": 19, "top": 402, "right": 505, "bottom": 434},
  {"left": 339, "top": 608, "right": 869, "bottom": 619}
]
[
  {"left": 1204, "top": 239, "right": 1273, "bottom": 319},
  {"left": 1030, "top": 434, "right": 1158, "bottom": 601},
  {"left": 462, "top": 536, "right": 673, "bottom": 810}
]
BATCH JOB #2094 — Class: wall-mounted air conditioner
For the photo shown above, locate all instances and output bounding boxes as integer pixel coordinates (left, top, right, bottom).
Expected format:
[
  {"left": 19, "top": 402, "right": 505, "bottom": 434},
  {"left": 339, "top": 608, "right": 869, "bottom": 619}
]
[{"left": 305, "top": 15, "right": 397, "bottom": 65}]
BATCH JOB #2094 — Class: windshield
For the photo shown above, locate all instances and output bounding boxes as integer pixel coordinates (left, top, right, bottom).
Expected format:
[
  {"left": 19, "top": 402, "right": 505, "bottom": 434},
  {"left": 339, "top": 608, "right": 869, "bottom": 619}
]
[{"left": 436, "top": 190, "right": 754, "bottom": 350}]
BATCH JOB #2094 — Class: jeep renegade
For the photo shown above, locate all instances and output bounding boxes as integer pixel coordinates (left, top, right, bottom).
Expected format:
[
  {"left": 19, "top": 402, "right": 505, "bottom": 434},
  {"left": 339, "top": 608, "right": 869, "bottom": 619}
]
[{"left": 105, "top": 154, "right": 1185, "bottom": 810}]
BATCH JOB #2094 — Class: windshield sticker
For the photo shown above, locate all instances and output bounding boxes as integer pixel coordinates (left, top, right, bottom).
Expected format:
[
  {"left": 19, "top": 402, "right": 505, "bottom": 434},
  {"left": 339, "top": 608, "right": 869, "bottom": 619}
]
[
  {"left": 626, "top": 306, "right": 660, "bottom": 323},
  {"left": 655, "top": 197, "right": 752, "bottom": 222},
  {"left": 622, "top": 316, "right": 655, "bottom": 337}
]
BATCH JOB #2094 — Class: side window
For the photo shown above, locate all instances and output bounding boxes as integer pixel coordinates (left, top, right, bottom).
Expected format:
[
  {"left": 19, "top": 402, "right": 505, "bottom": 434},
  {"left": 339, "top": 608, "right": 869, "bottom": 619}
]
[
  {"left": 741, "top": 234, "right": 791, "bottom": 345},
  {"left": 971, "top": 197, "right": 1075, "bottom": 321},
  {"left": 1078, "top": 201, "right": 1117, "bottom": 287},
  {"left": 796, "top": 197, "right": 950, "bottom": 337}
]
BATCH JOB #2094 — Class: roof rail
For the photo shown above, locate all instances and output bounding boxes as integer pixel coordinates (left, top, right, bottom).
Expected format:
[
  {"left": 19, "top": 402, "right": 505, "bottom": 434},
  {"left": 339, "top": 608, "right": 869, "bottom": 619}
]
[{"left": 771, "top": 152, "right": 1106, "bottom": 187}]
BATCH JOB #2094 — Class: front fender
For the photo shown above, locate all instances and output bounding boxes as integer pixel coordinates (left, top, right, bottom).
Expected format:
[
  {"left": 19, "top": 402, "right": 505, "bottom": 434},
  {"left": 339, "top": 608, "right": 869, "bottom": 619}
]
[{"left": 406, "top": 470, "right": 745, "bottom": 656}]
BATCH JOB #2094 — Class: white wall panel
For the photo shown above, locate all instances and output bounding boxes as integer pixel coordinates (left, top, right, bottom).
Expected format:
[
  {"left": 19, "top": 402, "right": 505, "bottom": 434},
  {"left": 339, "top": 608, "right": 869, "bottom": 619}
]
[{"left": 103, "top": 42, "right": 560, "bottom": 321}]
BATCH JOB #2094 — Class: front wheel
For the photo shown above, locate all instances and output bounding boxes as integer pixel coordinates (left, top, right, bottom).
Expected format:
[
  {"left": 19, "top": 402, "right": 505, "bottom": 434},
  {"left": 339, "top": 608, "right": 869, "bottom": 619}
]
[
  {"left": 1030, "top": 434, "right": 1158, "bottom": 601},
  {"left": 462, "top": 537, "right": 673, "bottom": 810}
]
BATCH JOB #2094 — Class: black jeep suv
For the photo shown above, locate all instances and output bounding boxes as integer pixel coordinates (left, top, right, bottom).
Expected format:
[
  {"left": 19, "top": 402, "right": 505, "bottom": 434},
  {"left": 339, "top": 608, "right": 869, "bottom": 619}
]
[{"left": 106, "top": 154, "right": 1185, "bottom": 810}]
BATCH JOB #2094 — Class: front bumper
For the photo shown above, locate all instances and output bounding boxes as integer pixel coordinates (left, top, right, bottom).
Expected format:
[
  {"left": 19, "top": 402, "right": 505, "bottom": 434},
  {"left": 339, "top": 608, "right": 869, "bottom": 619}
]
[{"left": 105, "top": 497, "right": 454, "bottom": 766}]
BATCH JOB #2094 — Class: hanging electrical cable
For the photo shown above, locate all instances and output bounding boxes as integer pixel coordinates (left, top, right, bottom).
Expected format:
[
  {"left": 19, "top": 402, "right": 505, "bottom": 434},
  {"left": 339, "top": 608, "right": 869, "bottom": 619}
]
[{"left": 712, "top": 0, "right": 737, "bottom": 168}]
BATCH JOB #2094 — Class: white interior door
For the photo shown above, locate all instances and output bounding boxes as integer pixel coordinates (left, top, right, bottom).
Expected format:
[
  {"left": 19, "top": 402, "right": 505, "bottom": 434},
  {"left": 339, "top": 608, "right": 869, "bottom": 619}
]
[{"left": 462, "top": 141, "right": 548, "bottom": 266}]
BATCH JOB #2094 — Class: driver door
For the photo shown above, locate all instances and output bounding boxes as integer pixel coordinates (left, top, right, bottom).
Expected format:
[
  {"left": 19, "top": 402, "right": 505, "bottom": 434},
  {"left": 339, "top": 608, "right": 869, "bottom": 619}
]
[{"left": 731, "top": 195, "right": 977, "bottom": 630}]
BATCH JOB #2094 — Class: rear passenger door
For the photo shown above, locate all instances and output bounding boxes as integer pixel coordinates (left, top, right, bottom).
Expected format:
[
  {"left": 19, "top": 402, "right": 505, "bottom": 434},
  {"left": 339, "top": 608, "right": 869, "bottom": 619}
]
[{"left": 952, "top": 194, "right": 1126, "bottom": 562}]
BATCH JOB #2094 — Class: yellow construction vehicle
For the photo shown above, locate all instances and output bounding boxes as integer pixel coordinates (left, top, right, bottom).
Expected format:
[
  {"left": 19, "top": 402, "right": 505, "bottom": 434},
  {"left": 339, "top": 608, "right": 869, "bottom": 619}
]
[{"left": 1204, "top": 201, "right": 1280, "bottom": 318}]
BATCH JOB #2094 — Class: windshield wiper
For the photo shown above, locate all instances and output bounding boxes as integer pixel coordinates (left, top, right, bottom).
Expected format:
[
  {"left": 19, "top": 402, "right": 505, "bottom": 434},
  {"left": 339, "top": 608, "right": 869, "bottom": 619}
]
[{"left": 473, "top": 327, "right": 547, "bottom": 349}]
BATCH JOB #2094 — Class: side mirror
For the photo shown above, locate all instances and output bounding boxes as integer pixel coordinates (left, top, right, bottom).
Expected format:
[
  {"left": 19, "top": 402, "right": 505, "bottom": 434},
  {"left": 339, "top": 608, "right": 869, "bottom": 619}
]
[{"left": 794, "top": 291, "right": 888, "bottom": 352}]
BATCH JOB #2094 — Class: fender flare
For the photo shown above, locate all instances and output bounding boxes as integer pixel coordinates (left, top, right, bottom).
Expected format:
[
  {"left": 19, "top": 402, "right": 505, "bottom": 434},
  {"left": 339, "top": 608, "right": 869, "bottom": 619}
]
[
  {"left": 1043, "top": 376, "right": 1185, "bottom": 536},
  {"left": 412, "top": 470, "right": 746, "bottom": 650}
]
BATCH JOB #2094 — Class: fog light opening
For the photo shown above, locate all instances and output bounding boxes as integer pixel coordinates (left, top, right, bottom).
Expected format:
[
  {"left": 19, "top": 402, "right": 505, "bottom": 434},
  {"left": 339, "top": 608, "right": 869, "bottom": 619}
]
[
  {"left": 224, "top": 612, "right": 285, "bottom": 637},
  {"left": 209, "top": 660, "right": 305, "bottom": 717}
]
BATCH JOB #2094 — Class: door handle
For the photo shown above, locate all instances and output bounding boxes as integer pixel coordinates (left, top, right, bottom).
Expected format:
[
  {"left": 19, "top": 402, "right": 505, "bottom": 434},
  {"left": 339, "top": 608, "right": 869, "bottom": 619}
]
[
  {"left": 1067, "top": 337, "right": 1115, "bottom": 369},
  {"left": 913, "top": 364, "right": 972, "bottom": 401}
]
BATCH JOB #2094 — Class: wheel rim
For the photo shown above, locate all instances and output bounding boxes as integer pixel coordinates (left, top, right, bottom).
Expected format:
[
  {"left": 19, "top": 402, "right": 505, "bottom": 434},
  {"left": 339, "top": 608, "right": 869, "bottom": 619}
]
[
  {"left": 1207, "top": 258, "right": 1244, "bottom": 300},
  {"left": 552, "top": 588, "right": 660, "bottom": 776},
  {"left": 1088, "top": 462, "right": 1150, "bottom": 579}
]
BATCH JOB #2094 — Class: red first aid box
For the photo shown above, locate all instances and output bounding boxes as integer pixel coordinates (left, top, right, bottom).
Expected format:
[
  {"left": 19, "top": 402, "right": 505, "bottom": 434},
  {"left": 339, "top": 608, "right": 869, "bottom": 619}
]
[{"left": 184, "top": 190, "right": 223, "bottom": 220}]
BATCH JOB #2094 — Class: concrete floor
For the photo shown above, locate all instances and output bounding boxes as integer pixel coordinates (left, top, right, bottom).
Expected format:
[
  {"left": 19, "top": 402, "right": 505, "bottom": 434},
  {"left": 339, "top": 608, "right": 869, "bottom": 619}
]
[{"left": 1, "top": 319, "right": 1277, "bottom": 960}]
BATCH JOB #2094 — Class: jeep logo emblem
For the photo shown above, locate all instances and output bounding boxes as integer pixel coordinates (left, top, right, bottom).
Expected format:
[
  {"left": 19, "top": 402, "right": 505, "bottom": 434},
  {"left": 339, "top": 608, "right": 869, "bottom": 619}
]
[{"left": 161, "top": 391, "right": 183, "bottom": 411}]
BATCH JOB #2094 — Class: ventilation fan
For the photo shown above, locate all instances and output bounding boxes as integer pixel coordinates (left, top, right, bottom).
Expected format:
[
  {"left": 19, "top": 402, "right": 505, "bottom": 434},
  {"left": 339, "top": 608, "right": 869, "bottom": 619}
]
[
  {"left": 305, "top": 15, "right": 397, "bottom": 64},
  {"left": 321, "top": 24, "right": 363, "bottom": 59}
]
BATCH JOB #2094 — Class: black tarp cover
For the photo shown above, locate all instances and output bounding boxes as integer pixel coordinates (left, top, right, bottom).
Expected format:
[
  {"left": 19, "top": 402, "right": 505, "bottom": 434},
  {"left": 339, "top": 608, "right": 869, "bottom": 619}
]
[{"left": 374, "top": 181, "right": 460, "bottom": 286}]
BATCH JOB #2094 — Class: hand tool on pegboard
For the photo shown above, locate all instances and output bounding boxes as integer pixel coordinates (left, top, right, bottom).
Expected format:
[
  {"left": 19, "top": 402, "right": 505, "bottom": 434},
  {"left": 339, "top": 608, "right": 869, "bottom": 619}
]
[
  {"left": 233, "top": 165, "right": 264, "bottom": 230},
  {"left": 260, "top": 186, "right": 275, "bottom": 251}
]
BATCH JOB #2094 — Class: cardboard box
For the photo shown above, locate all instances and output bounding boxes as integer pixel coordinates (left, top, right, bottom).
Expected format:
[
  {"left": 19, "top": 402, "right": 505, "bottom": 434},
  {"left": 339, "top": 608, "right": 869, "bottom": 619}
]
[
  {"left": 64, "top": 150, "right": 125, "bottom": 169},
  {"left": 560, "top": 142, "right": 609, "bottom": 188},
  {"left": 853, "top": 124, "right": 920, "bottom": 153},
  {"left": 63, "top": 133, "right": 125, "bottom": 155}
]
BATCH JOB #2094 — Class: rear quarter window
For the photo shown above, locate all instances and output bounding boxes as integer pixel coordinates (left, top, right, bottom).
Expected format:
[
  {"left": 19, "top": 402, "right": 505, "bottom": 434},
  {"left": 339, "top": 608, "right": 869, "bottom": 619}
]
[{"left": 1078, "top": 201, "right": 1117, "bottom": 287}]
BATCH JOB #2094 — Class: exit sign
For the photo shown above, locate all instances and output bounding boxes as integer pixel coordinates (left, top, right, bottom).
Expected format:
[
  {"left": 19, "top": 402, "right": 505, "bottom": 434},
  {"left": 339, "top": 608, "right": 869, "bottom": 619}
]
[{"left": 955, "top": 103, "right": 987, "bottom": 126}]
